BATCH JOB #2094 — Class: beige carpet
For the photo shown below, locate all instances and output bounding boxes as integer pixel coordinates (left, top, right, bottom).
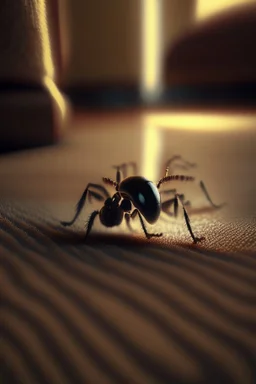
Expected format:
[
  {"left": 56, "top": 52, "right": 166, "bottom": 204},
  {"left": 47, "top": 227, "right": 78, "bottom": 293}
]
[{"left": 1, "top": 113, "right": 256, "bottom": 384}]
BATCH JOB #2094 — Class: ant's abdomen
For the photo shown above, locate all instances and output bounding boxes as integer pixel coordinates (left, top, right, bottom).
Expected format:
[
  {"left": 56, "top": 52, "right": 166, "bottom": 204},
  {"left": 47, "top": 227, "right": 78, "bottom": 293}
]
[{"left": 119, "top": 176, "right": 161, "bottom": 224}]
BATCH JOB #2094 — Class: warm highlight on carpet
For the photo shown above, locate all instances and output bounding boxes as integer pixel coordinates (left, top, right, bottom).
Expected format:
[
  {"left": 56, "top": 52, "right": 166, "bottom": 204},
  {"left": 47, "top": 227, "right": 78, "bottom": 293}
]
[
  {"left": 1, "top": 114, "right": 256, "bottom": 383},
  {"left": 1, "top": 200, "right": 256, "bottom": 384}
]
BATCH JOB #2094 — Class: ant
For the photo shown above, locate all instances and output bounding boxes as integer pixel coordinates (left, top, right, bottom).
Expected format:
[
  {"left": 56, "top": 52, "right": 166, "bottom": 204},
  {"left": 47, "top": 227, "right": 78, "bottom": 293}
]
[{"left": 61, "top": 156, "right": 223, "bottom": 243}]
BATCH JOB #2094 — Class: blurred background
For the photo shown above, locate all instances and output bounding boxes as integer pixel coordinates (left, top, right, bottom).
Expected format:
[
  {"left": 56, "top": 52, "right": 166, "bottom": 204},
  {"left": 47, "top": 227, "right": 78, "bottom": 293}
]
[
  {"left": 0, "top": 0, "right": 256, "bottom": 216},
  {"left": 1, "top": 0, "right": 256, "bottom": 113},
  {"left": 0, "top": 0, "right": 256, "bottom": 146},
  {"left": 62, "top": 0, "right": 256, "bottom": 106},
  {"left": 2, "top": 4, "right": 256, "bottom": 383}
]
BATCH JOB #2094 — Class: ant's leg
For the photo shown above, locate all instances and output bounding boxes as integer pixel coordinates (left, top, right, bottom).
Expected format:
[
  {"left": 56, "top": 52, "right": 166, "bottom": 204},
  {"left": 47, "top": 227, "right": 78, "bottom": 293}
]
[
  {"left": 131, "top": 209, "right": 162, "bottom": 239},
  {"left": 199, "top": 181, "right": 225, "bottom": 209},
  {"left": 61, "top": 184, "right": 109, "bottom": 227},
  {"left": 175, "top": 194, "right": 204, "bottom": 244},
  {"left": 85, "top": 210, "right": 100, "bottom": 239},
  {"left": 88, "top": 190, "right": 108, "bottom": 204},
  {"left": 177, "top": 193, "right": 191, "bottom": 207},
  {"left": 161, "top": 197, "right": 178, "bottom": 217},
  {"left": 115, "top": 167, "right": 122, "bottom": 183},
  {"left": 165, "top": 156, "right": 196, "bottom": 174},
  {"left": 126, "top": 162, "right": 138, "bottom": 176},
  {"left": 161, "top": 189, "right": 191, "bottom": 213},
  {"left": 113, "top": 161, "right": 138, "bottom": 180},
  {"left": 166, "top": 155, "right": 196, "bottom": 169},
  {"left": 124, "top": 213, "right": 134, "bottom": 232},
  {"left": 183, "top": 199, "right": 191, "bottom": 207},
  {"left": 112, "top": 165, "right": 124, "bottom": 181},
  {"left": 160, "top": 188, "right": 177, "bottom": 196},
  {"left": 165, "top": 155, "right": 182, "bottom": 172}
]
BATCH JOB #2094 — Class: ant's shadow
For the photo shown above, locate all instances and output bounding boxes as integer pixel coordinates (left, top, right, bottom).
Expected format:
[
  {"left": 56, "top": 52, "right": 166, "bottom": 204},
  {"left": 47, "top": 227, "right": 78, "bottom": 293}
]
[
  {"left": 39, "top": 203, "right": 225, "bottom": 251},
  {"left": 38, "top": 221, "right": 235, "bottom": 266},
  {"left": 0, "top": 206, "right": 234, "bottom": 264},
  {"left": 42, "top": 220, "right": 210, "bottom": 253},
  {"left": 3, "top": 202, "right": 225, "bottom": 258},
  {"left": 152, "top": 204, "right": 222, "bottom": 223},
  {"left": 46, "top": 226, "right": 176, "bottom": 249}
]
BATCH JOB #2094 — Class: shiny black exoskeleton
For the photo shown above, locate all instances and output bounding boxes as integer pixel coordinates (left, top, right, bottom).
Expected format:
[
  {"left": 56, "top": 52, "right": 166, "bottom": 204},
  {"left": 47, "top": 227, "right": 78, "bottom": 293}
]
[
  {"left": 61, "top": 174, "right": 164, "bottom": 240},
  {"left": 119, "top": 176, "right": 161, "bottom": 224},
  {"left": 61, "top": 159, "right": 223, "bottom": 243}
]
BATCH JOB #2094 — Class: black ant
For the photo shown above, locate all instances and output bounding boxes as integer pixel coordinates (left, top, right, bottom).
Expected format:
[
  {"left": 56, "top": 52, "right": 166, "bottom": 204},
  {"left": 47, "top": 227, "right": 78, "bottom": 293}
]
[{"left": 61, "top": 157, "right": 223, "bottom": 243}]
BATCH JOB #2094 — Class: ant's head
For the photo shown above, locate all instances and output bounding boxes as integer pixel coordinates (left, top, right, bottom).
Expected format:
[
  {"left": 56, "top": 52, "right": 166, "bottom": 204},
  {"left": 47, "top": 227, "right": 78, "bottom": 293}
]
[
  {"left": 104, "top": 194, "right": 120, "bottom": 209},
  {"left": 100, "top": 193, "right": 123, "bottom": 227},
  {"left": 104, "top": 197, "right": 113, "bottom": 208}
]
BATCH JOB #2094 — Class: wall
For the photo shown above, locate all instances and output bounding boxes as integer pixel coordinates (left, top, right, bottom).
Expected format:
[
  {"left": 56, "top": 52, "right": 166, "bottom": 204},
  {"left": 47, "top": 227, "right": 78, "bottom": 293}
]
[
  {"left": 64, "top": 0, "right": 141, "bottom": 86},
  {"left": 62, "top": 0, "right": 198, "bottom": 88},
  {"left": 162, "top": 0, "right": 196, "bottom": 57}
]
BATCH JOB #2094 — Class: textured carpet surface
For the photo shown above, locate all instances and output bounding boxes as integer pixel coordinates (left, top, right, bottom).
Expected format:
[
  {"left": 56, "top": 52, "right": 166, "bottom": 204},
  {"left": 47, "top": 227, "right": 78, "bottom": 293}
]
[{"left": 1, "top": 114, "right": 256, "bottom": 384}]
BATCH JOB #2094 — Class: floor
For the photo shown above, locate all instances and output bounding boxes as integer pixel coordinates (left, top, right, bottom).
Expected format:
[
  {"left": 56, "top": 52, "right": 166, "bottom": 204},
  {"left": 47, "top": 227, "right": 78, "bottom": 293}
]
[{"left": 1, "top": 110, "right": 256, "bottom": 383}]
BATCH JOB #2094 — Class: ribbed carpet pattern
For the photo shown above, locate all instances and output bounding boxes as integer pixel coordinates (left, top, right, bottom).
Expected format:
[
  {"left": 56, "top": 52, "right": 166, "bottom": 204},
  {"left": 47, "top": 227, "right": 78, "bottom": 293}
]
[{"left": 1, "top": 201, "right": 256, "bottom": 384}]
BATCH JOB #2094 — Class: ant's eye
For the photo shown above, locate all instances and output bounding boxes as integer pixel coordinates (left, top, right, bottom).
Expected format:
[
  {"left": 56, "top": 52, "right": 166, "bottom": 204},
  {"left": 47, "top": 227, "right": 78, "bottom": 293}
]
[{"left": 138, "top": 193, "right": 146, "bottom": 205}]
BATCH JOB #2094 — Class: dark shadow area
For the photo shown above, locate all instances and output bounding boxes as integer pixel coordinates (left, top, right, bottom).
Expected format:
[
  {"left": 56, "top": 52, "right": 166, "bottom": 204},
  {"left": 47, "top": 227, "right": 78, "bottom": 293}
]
[
  {"left": 23, "top": 219, "right": 229, "bottom": 256},
  {"left": 65, "top": 82, "right": 256, "bottom": 110},
  {"left": 0, "top": 141, "right": 59, "bottom": 155}
]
